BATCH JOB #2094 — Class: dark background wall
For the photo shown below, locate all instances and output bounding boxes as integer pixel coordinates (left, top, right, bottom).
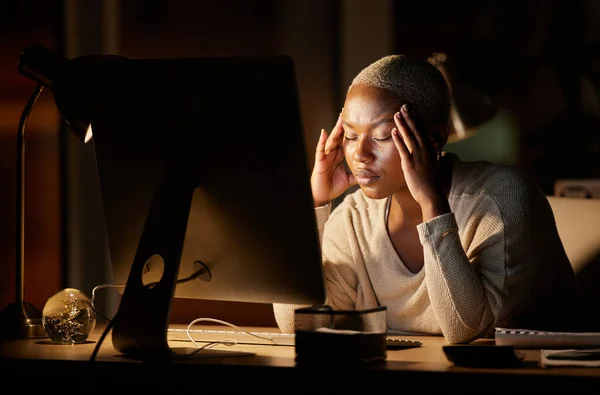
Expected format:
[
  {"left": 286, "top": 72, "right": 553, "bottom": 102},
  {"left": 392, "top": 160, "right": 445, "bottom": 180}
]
[{"left": 1, "top": 0, "right": 599, "bottom": 327}]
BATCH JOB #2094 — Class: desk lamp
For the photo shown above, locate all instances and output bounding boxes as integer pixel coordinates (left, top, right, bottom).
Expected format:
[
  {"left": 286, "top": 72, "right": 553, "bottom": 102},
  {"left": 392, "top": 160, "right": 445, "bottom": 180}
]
[
  {"left": 0, "top": 43, "right": 121, "bottom": 339},
  {"left": 428, "top": 52, "right": 497, "bottom": 141}
]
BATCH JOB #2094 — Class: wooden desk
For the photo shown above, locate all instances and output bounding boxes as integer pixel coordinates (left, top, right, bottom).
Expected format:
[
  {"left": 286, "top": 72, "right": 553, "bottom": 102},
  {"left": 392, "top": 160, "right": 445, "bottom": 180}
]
[{"left": 2, "top": 322, "right": 600, "bottom": 392}]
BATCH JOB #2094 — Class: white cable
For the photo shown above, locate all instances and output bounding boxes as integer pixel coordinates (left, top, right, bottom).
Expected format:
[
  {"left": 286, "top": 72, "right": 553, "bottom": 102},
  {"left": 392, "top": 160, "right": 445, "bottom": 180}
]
[
  {"left": 91, "top": 286, "right": 275, "bottom": 351},
  {"left": 91, "top": 283, "right": 125, "bottom": 313},
  {"left": 186, "top": 317, "right": 275, "bottom": 349}
]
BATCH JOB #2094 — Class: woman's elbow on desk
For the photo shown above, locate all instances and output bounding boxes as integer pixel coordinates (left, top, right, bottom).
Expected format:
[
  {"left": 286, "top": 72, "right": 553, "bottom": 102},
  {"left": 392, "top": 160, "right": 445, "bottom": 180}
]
[
  {"left": 441, "top": 324, "right": 490, "bottom": 344},
  {"left": 272, "top": 303, "right": 301, "bottom": 333}
]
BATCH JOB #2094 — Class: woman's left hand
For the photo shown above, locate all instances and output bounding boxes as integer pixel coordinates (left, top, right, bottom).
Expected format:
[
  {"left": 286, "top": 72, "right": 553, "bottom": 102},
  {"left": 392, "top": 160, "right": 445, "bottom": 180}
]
[{"left": 392, "top": 104, "right": 450, "bottom": 220}]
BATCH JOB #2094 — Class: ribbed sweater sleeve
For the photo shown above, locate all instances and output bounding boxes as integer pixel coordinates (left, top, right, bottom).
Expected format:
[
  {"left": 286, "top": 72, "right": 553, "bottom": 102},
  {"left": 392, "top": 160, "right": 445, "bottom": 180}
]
[
  {"left": 418, "top": 165, "right": 576, "bottom": 343},
  {"left": 418, "top": 212, "right": 496, "bottom": 343}
]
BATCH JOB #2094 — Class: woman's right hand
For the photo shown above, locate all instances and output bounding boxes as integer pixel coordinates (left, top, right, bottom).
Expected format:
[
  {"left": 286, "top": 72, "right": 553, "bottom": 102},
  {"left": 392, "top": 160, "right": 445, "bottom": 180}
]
[{"left": 310, "top": 112, "right": 356, "bottom": 207}]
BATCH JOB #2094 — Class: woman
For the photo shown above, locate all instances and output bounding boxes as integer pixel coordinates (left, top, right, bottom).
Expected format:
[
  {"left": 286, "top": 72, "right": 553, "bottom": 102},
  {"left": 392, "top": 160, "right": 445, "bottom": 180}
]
[{"left": 273, "top": 54, "right": 579, "bottom": 344}]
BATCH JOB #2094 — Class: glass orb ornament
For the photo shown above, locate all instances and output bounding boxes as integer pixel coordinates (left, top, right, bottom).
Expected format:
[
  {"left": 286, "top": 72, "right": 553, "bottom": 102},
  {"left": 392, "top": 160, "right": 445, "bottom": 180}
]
[{"left": 42, "top": 288, "right": 96, "bottom": 344}]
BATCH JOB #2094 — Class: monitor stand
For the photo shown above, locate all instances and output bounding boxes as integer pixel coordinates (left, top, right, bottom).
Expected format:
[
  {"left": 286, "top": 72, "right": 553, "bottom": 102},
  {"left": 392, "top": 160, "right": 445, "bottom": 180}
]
[{"left": 110, "top": 181, "right": 255, "bottom": 361}]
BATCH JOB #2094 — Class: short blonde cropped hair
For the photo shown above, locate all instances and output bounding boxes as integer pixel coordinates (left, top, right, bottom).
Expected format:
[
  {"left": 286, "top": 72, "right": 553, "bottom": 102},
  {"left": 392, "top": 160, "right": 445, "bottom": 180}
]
[{"left": 350, "top": 54, "right": 451, "bottom": 127}]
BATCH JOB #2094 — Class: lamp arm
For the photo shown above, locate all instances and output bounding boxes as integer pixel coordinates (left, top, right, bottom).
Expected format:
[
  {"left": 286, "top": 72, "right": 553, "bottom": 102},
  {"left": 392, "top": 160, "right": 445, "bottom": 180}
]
[{"left": 16, "top": 84, "right": 44, "bottom": 303}]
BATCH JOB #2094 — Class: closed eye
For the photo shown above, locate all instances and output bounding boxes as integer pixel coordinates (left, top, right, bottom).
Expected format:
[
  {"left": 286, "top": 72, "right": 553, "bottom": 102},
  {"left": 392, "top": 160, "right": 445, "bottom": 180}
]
[
  {"left": 344, "top": 134, "right": 358, "bottom": 141},
  {"left": 373, "top": 136, "right": 392, "bottom": 142}
]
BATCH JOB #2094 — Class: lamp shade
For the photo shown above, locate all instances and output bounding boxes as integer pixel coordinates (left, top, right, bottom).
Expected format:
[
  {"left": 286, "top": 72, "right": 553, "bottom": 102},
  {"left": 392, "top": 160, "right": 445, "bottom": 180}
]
[
  {"left": 429, "top": 52, "right": 498, "bottom": 140},
  {"left": 18, "top": 43, "right": 127, "bottom": 143}
]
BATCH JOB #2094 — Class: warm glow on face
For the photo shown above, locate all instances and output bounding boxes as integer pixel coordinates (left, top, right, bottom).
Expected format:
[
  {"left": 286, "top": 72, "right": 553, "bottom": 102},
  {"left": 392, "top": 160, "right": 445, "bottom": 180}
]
[
  {"left": 84, "top": 124, "right": 93, "bottom": 143},
  {"left": 341, "top": 85, "right": 407, "bottom": 199}
]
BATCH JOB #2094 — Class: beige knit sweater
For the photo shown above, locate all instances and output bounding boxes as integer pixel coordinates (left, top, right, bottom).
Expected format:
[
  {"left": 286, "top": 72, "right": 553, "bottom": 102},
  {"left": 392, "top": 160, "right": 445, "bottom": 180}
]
[{"left": 273, "top": 154, "right": 579, "bottom": 344}]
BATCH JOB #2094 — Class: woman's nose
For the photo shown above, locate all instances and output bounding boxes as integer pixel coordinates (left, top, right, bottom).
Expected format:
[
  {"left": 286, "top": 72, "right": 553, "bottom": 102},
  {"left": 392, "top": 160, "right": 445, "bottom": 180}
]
[{"left": 353, "top": 137, "right": 374, "bottom": 163}]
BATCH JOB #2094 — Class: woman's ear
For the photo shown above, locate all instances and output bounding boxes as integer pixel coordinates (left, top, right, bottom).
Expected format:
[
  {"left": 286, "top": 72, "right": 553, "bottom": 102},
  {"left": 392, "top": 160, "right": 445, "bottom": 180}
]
[{"left": 430, "top": 123, "right": 450, "bottom": 151}]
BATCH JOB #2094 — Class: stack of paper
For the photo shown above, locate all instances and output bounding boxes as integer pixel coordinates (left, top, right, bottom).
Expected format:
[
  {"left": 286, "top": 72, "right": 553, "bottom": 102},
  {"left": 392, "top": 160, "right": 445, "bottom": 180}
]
[{"left": 495, "top": 327, "right": 600, "bottom": 367}]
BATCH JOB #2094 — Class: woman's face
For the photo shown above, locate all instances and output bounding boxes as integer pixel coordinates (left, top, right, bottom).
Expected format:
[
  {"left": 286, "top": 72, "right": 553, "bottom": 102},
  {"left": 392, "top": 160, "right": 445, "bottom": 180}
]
[{"left": 342, "top": 84, "right": 407, "bottom": 200}]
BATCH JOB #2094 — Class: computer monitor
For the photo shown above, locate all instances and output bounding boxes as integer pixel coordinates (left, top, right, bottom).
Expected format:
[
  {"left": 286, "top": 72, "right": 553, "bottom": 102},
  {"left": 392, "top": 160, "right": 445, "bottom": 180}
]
[{"left": 80, "top": 54, "right": 326, "bottom": 360}]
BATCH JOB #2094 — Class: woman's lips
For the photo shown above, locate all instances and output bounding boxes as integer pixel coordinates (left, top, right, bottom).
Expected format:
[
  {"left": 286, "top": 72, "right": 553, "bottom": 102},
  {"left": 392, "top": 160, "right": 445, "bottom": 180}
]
[{"left": 354, "top": 170, "right": 379, "bottom": 186}]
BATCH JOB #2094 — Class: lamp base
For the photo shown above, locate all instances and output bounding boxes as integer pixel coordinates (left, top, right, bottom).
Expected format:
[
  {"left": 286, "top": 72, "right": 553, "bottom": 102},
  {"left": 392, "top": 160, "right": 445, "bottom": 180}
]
[{"left": 0, "top": 302, "right": 47, "bottom": 339}]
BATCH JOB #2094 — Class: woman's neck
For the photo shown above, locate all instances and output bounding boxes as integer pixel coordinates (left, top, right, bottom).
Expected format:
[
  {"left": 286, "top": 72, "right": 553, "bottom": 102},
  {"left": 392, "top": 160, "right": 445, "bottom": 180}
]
[{"left": 387, "top": 190, "right": 422, "bottom": 231}]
